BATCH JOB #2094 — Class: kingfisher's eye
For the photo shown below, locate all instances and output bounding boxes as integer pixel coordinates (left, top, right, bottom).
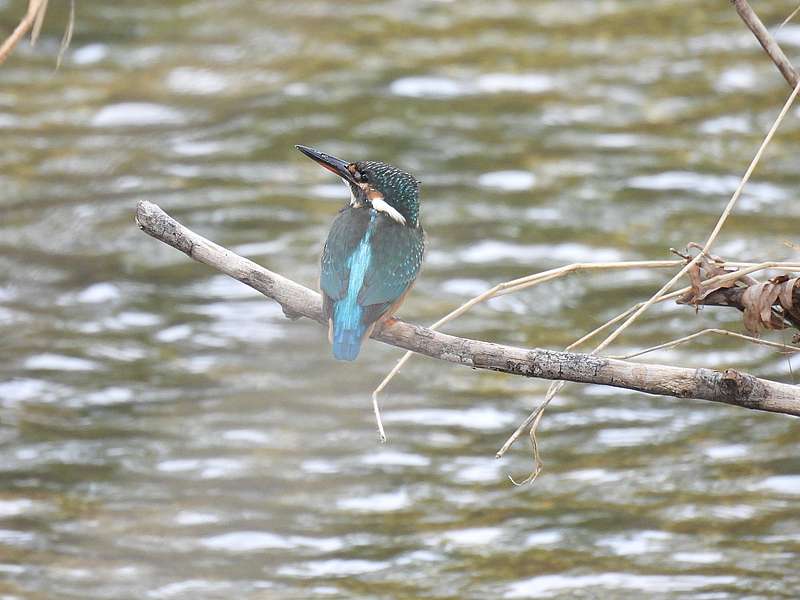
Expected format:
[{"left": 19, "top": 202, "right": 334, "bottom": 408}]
[{"left": 360, "top": 172, "right": 369, "bottom": 183}]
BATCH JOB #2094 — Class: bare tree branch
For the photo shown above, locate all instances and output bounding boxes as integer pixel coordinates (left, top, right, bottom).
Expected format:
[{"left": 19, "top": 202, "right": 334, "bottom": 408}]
[
  {"left": 135, "top": 200, "right": 800, "bottom": 419},
  {"left": 732, "top": 0, "right": 800, "bottom": 88}
]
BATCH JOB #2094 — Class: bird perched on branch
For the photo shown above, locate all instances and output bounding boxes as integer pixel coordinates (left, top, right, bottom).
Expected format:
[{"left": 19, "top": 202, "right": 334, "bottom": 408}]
[{"left": 296, "top": 145, "right": 424, "bottom": 361}]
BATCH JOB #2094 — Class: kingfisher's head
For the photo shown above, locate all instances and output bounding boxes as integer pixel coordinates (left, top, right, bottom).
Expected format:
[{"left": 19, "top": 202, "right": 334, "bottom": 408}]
[{"left": 296, "top": 145, "right": 420, "bottom": 228}]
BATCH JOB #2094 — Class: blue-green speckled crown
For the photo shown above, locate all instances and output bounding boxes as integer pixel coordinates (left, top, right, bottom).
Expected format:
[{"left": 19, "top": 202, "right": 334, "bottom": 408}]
[{"left": 355, "top": 161, "right": 420, "bottom": 227}]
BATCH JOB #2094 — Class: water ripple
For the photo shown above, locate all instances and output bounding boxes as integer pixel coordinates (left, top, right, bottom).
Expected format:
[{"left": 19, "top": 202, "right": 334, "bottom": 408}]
[
  {"left": 91, "top": 103, "right": 187, "bottom": 127},
  {"left": 506, "top": 573, "right": 737, "bottom": 598}
]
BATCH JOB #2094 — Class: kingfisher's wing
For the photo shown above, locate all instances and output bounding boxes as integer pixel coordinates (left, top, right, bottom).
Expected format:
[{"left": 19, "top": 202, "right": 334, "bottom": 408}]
[
  {"left": 320, "top": 208, "right": 372, "bottom": 306},
  {"left": 358, "top": 219, "right": 424, "bottom": 316}
]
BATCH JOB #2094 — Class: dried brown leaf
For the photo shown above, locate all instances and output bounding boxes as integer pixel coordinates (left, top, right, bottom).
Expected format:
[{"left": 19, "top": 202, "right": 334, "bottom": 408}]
[
  {"left": 758, "top": 283, "right": 782, "bottom": 328},
  {"left": 777, "top": 277, "right": 800, "bottom": 323},
  {"left": 741, "top": 279, "right": 792, "bottom": 333},
  {"left": 680, "top": 262, "right": 704, "bottom": 305},
  {"left": 741, "top": 284, "right": 764, "bottom": 334},
  {"left": 778, "top": 277, "right": 797, "bottom": 310},
  {"left": 678, "top": 249, "right": 743, "bottom": 305}
]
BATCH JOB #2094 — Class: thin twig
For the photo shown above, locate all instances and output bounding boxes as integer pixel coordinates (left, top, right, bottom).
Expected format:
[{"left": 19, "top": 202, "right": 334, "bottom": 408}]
[
  {"left": 732, "top": 0, "right": 800, "bottom": 88},
  {"left": 1, "top": 0, "right": 74, "bottom": 67},
  {"left": 610, "top": 328, "right": 800, "bottom": 360},
  {"left": 508, "top": 426, "right": 544, "bottom": 486},
  {"left": 372, "top": 391, "right": 386, "bottom": 443},
  {"left": 777, "top": 4, "right": 800, "bottom": 31},
  {"left": 0, "top": 0, "right": 47, "bottom": 65},
  {"left": 497, "top": 380, "right": 562, "bottom": 460},
  {"left": 30, "top": 0, "right": 48, "bottom": 45},
  {"left": 56, "top": 0, "right": 75, "bottom": 69}
]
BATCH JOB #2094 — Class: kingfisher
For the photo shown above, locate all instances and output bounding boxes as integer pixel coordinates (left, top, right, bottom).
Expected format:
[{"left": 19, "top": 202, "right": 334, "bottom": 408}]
[{"left": 296, "top": 145, "right": 424, "bottom": 361}]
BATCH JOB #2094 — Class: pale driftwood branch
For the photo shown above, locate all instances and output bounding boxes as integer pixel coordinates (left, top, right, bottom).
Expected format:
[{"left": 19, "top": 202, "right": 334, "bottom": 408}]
[
  {"left": 135, "top": 200, "right": 800, "bottom": 418},
  {"left": 733, "top": 0, "right": 800, "bottom": 88}
]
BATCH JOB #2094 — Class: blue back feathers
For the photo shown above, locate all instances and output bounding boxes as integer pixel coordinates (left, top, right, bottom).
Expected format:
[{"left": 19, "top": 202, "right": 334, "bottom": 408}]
[
  {"left": 321, "top": 207, "right": 424, "bottom": 361},
  {"left": 331, "top": 213, "right": 376, "bottom": 361}
]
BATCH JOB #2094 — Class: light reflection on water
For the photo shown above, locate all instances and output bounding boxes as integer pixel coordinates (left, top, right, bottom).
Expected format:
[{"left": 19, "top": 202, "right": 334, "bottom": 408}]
[{"left": 1, "top": 0, "right": 800, "bottom": 598}]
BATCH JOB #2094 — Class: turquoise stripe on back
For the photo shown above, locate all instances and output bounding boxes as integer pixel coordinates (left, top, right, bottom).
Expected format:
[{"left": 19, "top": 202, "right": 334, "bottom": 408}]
[{"left": 331, "top": 212, "right": 376, "bottom": 360}]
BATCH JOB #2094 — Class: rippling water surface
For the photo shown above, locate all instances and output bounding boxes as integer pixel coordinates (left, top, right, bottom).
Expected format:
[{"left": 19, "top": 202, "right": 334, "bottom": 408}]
[{"left": 2, "top": 0, "right": 800, "bottom": 598}]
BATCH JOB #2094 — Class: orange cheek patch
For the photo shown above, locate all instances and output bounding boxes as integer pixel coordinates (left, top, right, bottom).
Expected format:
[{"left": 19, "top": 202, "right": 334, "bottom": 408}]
[{"left": 366, "top": 187, "right": 384, "bottom": 202}]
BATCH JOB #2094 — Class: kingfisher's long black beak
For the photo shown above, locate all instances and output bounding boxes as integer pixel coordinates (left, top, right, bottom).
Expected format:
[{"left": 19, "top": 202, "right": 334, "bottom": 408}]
[{"left": 295, "top": 145, "right": 356, "bottom": 184}]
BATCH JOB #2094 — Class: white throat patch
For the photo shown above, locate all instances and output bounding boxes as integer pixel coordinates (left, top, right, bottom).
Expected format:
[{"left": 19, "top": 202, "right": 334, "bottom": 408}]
[
  {"left": 370, "top": 196, "right": 406, "bottom": 225},
  {"left": 341, "top": 177, "right": 362, "bottom": 208}
]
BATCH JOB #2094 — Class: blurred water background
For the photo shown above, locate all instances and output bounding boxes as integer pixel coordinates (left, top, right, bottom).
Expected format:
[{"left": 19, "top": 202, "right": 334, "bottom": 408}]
[{"left": 2, "top": 0, "right": 800, "bottom": 598}]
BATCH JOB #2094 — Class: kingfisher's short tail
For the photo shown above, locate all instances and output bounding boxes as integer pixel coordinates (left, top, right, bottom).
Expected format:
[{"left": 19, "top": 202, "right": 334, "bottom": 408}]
[{"left": 332, "top": 326, "right": 365, "bottom": 361}]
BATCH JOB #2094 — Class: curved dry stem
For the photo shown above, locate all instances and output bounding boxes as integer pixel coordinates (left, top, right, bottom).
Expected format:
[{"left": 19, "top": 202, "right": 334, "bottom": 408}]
[
  {"left": 508, "top": 428, "right": 544, "bottom": 486},
  {"left": 610, "top": 328, "right": 800, "bottom": 361},
  {"left": 372, "top": 393, "right": 387, "bottom": 443},
  {"left": 56, "top": 0, "right": 75, "bottom": 69},
  {"left": 497, "top": 380, "right": 563, "bottom": 459}
]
